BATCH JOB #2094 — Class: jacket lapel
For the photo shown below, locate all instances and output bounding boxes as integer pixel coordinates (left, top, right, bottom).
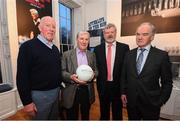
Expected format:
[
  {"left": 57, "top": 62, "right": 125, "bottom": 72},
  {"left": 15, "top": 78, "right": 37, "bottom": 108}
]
[
  {"left": 101, "top": 43, "right": 107, "bottom": 70},
  {"left": 113, "top": 44, "right": 118, "bottom": 73},
  {"left": 71, "top": 49, "right": 78, "bottom": 70},
  {"left": 113, "top": 43, "right": 120, "bottom": 75},
  {"left": 133, "top": 48, "right": 139, "bottom": 76},
  {"left": 139, "top": 46, "right": 154, "bottom": 76},
  {"left": 86, "top": 51, "right": 91, "bottom": 65}
]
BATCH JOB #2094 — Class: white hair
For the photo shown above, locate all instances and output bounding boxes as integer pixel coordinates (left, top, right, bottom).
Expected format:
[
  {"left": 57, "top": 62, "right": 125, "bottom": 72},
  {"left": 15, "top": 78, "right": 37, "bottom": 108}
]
[{"left": 29, "top": 8, "right": 38, "bottom": 14}]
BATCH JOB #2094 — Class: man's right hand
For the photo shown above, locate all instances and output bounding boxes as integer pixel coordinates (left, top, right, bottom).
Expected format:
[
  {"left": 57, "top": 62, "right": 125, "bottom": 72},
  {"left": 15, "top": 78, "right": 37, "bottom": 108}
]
[
  {"left": 70, "top": 74, "right": 87, "bottom": 85},
  {"left": 23, "top": 102, "right": 37, "bottom": 117},
  {"left": 121, "top": 94, "right": 128, "bottom": 108}
]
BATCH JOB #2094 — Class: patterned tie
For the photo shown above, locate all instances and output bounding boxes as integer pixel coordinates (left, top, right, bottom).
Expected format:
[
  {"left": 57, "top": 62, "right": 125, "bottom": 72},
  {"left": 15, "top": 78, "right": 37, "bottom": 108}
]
[
  {"left": 107, "top": 44, "right": 112, "bottom": 80},
  {"left": 136, "top": 48, "right": 145, "bottom": 75}
]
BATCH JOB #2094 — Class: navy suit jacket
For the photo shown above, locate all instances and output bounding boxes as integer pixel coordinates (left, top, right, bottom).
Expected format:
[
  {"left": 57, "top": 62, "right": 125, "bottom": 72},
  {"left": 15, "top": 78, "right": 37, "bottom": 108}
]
[{"left": 121, "top": 46, "right": 173, "bottom": 107}]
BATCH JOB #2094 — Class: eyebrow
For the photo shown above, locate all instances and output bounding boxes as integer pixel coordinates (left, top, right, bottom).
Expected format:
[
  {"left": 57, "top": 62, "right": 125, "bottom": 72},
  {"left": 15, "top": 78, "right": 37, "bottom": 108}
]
[{"left": 136, "top": 32, "right": 150, "bottom": 36}]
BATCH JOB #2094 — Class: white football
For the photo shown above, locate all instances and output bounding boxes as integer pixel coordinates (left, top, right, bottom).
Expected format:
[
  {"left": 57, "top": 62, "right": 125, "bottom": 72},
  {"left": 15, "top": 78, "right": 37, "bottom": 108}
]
[{"left": 76, "top": 65, "right": 94, "bottom": 82}]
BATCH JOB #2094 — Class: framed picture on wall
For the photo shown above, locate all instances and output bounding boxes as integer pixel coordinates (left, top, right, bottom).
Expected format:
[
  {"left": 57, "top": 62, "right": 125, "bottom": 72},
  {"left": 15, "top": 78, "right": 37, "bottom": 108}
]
[
  {"left": 16, "top": 0, "right": 52, "bottom": 45},
  {"left": 121, "top": 0, "right": 180, "bottom": 36}
]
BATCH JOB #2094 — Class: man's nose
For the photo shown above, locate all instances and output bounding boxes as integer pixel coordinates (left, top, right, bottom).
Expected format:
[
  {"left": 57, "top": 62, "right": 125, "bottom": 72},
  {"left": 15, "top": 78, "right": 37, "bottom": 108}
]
[
  {"left": 137, "top": 35, "right": 143, "bottom": 39},
  {"left": 50, "top": 27, "right": 55, "bottom": 31}
]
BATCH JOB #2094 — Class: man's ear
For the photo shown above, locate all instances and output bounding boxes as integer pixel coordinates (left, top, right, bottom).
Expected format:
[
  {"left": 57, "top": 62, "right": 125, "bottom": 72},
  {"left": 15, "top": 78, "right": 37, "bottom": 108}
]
[
  {"left": 38, "top": 24, "right": 41, "bottom": 31},
  {"left": 151, "top": 35, "right": 155, "bottom": 41}
]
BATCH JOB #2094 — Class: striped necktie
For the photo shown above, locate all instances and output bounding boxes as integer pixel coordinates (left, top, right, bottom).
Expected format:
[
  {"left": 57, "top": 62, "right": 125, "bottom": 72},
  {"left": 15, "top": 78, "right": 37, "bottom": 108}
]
[{"left": 136, "top": 48, "right": 145, "bottom": 75}]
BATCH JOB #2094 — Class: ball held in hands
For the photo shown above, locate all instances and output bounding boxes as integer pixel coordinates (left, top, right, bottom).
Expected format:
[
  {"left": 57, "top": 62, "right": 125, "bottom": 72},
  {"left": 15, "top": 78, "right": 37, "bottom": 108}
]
[{"left": 76, "top": 65, "right": 93, "bottom": 82}]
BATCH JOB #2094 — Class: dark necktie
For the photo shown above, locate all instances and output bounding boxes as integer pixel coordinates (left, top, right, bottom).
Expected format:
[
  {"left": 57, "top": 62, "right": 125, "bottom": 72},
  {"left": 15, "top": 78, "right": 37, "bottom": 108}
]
[{"left": 136, "top": 48, "right": 145, "bottom": 74}]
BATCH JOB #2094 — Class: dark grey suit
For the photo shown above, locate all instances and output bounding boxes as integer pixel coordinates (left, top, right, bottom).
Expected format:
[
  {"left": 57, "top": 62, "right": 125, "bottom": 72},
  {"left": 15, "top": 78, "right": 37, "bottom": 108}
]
[
  {"left": 121, "top": 46, "right": 173, "bottom": 120},
  {"left": 61, "top": 48, "right": 98, "bottom": 120}
]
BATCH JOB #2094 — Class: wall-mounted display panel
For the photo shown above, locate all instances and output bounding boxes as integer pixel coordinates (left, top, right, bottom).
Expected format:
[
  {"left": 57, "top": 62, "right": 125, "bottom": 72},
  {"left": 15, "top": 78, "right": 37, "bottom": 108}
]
[
  {"left": 121, "top": 0, "right": 180, "bottom": 36},
  {"left": 16, "top": 0, "right": 52, "bottom": 45}
]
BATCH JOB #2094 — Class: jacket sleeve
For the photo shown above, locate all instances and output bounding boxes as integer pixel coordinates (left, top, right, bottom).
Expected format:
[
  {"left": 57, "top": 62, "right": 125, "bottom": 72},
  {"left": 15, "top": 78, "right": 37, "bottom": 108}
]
[
  {"left": 121, "top": 52, "right": 128, "bottom": 95},
  {"left": 159, "top": 52, "right": 173, "bottom": 105},
  {"left": 61, "top": 52, "right": 72, "bottom": 83},
  {"left": 92, "top": 52, "right": 98, "bottom": 78}
]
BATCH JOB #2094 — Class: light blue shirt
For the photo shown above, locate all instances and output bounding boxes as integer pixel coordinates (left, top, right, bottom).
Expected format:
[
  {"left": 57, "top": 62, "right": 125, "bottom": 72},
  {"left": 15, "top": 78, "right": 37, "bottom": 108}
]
[
  {"left": 136, "top": 44, "right": 151, "bottom": 72},
  {"left": 37, "top": 34, "right": 53, "bottom": 49}
]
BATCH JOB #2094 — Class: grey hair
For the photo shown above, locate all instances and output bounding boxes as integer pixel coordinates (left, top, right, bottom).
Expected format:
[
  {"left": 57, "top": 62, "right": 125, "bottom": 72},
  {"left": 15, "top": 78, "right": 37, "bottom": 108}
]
[
  {"left": 29, "top": 8, "right": 38, "bottom": 14},
  {"left": 76, "top": 31, "right": 90, "bottom": 39},
  {"left": 103, "top": 23, "right": 117, "bottom": 32},
  {"left": 137, "top": 22, "right": 156, "bottom": 35}
]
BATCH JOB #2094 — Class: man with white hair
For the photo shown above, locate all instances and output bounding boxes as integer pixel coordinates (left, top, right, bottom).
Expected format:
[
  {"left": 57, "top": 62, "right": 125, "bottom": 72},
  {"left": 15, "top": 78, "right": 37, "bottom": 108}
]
[
  {"left": 29, "top": 8, "right": 41, "bottom": 38},
  {"left": 29, "top": 8, "right": 41, "bottom": 26},
  {"left": 61, "top": 31, "right": 98, "bottom": 120},
  {"left": 17, "top": 16, "right": 62, "bottom": 120}
]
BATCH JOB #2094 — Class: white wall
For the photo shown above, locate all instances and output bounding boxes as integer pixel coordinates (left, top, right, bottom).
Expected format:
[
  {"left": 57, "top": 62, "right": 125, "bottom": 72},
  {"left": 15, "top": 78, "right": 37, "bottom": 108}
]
[
  {"left": 52, "top": 0, "right": 60, "bottom": 49},
  {"left": 6, "top": 0, "right": 18, "bottom": 87},
  {"left": 106, "top": 0, "right": 121, "bottom": 39},
  {"left": 84, "top": 0, "right": 106, "bottom": 30},
  {"left": 73, "top": 2, "right": 86, "bottom": 47},
  {"left": 84, "top": 0, "right": 180, "bottom": 50}
]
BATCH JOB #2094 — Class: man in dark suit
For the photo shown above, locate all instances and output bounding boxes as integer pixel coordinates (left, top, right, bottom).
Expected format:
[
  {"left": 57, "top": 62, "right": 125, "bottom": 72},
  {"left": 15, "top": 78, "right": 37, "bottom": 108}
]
[
  {"left": 121, "top": 22, "right": 173, "bottom": 120},
  {"left": 94, "top": 23, "right": 129, "bottom": 120},
  {"left": 61, "top": 31, "right": 98, "bottom": 120}
]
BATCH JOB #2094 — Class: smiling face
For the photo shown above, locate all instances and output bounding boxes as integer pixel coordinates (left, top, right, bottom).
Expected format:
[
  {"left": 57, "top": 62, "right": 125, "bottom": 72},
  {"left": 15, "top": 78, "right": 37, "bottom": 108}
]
[
  {"left": 38, "top": 16, "right": 56, "bottom": 42},
  {"left": 76, "top": 32, "right": 90, "bottom": 51},
  {"left": 30, "top": 12, "right": 38, "bottom": 20},
  {"left": 136, "top": 24, "right": 155, "bottom": 48},
  {"left": 30, "top": 9, "right": 39, "bottom": 20},
  {"left": 103, "top": 26, "right": 116, "bottom": 44}
]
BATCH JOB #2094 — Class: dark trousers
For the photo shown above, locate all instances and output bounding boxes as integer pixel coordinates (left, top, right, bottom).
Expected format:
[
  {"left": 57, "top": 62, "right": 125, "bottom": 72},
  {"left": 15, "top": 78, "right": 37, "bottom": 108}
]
[
  {"left": 99, "top": 81, "right": 122, "bottom": 120},
  {"left": 127, "top": 97, "right": 160, "bottom": 120},
  {"left": 66, "top": 85, "right": 90, "bottom": 120}
]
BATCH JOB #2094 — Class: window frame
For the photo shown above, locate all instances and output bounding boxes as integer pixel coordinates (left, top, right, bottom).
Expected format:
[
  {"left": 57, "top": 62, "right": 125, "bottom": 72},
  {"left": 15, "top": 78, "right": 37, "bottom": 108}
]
[
  {"left": 0, "top": 0, "right": 13, "bottom": 85},
  {"left": 59, "top": 2, "right": 74, "bottom": 53}
]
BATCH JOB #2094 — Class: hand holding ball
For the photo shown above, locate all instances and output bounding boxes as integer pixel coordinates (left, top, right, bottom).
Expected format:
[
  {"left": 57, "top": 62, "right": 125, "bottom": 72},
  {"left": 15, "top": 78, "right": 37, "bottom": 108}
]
[{"left": 76, "top": 65, "right": 94, "bottom": 82}]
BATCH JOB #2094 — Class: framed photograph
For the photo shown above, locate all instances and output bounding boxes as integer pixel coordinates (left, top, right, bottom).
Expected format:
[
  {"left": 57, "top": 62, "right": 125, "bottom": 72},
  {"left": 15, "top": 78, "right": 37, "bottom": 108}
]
[
  {"left": 16, "top": 0, "right": 52, "bottom": 44},
  {"left": 121, "top": 0, "right": 180, "bottom": 36}
]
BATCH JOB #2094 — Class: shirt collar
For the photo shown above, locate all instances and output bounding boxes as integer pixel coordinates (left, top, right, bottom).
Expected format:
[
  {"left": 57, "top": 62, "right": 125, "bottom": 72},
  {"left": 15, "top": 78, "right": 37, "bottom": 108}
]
[
  {"left": 138, "top": 44, "right": 151, "bottom": 52},
  {"left": 76, "top": 48, "right": 87, "bottom": 54},
  {"left": 105, "top": 41, "right": 116, "bottom": 48},
  {"left": 37, "top": 34, "right": 53, "bottom": 49}
]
